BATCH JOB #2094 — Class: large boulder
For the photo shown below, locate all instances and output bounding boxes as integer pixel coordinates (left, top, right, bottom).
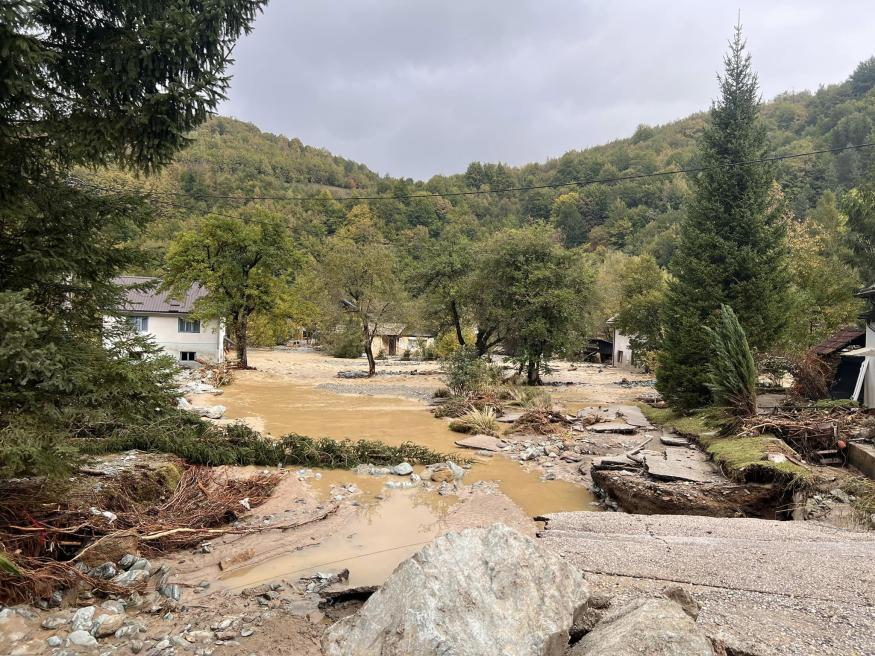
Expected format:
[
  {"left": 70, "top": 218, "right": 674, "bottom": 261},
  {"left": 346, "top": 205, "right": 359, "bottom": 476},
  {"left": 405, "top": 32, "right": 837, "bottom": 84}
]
[
  {"left": 322, "top": 524, "right": 589, "bottom": 656},
  {"left": 569, "top": 598, "right": 713, "bottom": 656}
]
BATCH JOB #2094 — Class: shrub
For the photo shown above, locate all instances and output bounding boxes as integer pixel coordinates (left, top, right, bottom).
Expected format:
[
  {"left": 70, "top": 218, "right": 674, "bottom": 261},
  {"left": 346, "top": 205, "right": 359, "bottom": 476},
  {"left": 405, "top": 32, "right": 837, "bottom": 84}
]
[
  {"left": 441, "top": 346, "right": 491, "bottom": 395},
  {"left": 506, "top": 386, "right": 553, "bottom": 411},
  {"left": 448, "top": 407, "right": 499, "bottom": 436},
  {"left": 704, "top": 305, "right": 757, "bottom": 424},
  {"left": 401, "top": 349, "right": 412, "bottom": 361},
  {"left": 324, "top": 325, "right": 363, "bottom": 359},
  {"left": 432, "top": 396, "right": 471, "bottom": 418},
  {"left": 376, "top": 350, "right": 387, "bottom": 360}
]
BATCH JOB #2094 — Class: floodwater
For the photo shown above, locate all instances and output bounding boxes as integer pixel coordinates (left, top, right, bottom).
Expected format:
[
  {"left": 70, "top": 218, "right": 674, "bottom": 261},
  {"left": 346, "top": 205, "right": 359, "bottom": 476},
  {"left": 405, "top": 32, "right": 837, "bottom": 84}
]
[{"left": 216, "top": 376, "right": 598, "bottom": 588}]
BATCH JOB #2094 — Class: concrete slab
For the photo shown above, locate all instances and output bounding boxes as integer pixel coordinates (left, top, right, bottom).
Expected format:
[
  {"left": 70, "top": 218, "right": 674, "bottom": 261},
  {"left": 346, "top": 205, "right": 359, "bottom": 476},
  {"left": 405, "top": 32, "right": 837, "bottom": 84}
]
[
  {"left": 539, "top": 512, "right": 875, "bottom": 656},
  {"left": 589, "top": 422, "right": 638, "bottom": 434},
  {"left": 453, "top": 434, "right": 507, "bottom": 452},
  {"left": 496, "top": 411, "right": 524, "bottom": 424},
  {"left": 659, "top": 435, "right": 689, "bottom": 447},
  {"left": 848, "top": 442, "right": 875, "bottom": 479},
  {"left": 643, "top": 448, "right": 722, "bottom": 483}
]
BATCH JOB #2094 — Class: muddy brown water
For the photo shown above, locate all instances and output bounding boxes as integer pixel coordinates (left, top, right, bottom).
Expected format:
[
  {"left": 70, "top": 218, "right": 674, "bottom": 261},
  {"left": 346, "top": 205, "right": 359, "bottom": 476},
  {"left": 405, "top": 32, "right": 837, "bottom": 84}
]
[{"left": 214, "top": 377, "right": 598, "bottom": 588}]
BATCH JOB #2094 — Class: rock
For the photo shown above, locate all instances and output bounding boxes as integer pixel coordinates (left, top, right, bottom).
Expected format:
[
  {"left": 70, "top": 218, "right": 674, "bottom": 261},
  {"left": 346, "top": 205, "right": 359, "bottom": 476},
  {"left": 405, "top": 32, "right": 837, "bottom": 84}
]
[
  {"left": 384, "top": 480, "right": 417, "bottom": 489},
  {"left": 130, "top": 639, "right": 144, "bottom": 653},
  {"left": 185, "top": 630, "right": 214, "bottom": 644},
  {"left": 71, "top": 606, "right": 96, "bottom": 632},
  {"left": 129, "top": 557, "right": 152, "bottom": 573},
  {"left": 830, "top": 488, "right": 851, "bottom": 504},
  {"left": 322, "top": 524, "right": 589, "bottom": 656},
  {"left": 662, "top": 585, "right": 701, "bottom": 620},
  {"left": 445, "top": 461, "right": 464, "bottom": 479},
  {"left": 158, "top": 584, "right": 181, "bottom": 601},
  {"left": 569, "top": 598, "right": 713, "bottom": 655},
  {"left": 177, "top": 396, "right": 192, "bottom": 410},
  {"left": 118, "top": 554, "right": 138, "bottom": 570},
  {"left": 88, "top": 562, "right": 118, "bottom": 580},
  {"left": 47, "top": 635, "right": 63, "bottom": 647},
  {"left": 430, "top": 468, "right": 454, "bottom": 483},
  {"left": 240, "top": 628, "right": 254, "bottom": 637},
  {"left": 659, "top": 435, "right": 689, "bottom": 447},
  {"left": 92, "top": 612, "right": 124, "bottom": 637},
  {"left": 520, "top": 446, "right": 544, "bottom": 461},
  {"left": 112, "top": 568, "right": 149, "bottom": 586},
  {"left": 115, "top": 624, "right": 144, "bottom": 639},
  {"left": 67, "top": 629, "right": 99, "bottom": 647},
  {"left": 391, "top": 462, "right": 413, "bottom": 476},
  {"left": 170, "top": 635, "right": 192, "bottom": 650},
  {"left": 454, "top": 434, "right": 507, "bottom": 452},
  {"left": 194, "top": 404, "right": 226, "bottom": 419},
  {"left": 42, "top": 615, "right": 69, "bottom": 630}
]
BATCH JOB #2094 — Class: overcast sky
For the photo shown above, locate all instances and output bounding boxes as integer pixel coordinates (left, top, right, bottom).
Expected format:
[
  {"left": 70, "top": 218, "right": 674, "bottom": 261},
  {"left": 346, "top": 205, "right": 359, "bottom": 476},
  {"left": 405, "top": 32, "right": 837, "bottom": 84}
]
[{"left": 220, "top": 1, "right": 875, "bottom": 180}]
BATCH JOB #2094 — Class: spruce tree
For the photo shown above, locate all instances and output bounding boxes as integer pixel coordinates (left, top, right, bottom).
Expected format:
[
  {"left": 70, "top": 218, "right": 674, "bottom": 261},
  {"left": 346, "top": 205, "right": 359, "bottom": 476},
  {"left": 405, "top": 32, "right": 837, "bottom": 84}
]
[{"left": 656, "top": 25, "right": 788, "bottom": 410}]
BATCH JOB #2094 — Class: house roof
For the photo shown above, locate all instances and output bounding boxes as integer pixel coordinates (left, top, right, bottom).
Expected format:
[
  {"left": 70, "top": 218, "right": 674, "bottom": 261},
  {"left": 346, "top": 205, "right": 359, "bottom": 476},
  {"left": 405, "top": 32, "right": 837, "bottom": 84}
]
[
  {"left": 856, "top": 283, "right": 875, "bottom": 298},
  {"left": 114, "top": 276, "right": 206, "bottom": 315},
  {"left": 811, "top": 326, "right": 866, "bottom": 356},
  {"left": 372, "top": 322, "right": 435, "bottom": 337}
]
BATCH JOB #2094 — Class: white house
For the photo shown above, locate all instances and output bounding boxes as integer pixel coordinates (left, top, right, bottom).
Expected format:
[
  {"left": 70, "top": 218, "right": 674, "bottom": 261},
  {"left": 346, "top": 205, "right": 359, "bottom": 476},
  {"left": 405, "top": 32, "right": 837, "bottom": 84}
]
[
  {"left": 606, "top": 316, "right": 635, "bottom": 368},
  {"left": 110, "top": 276, "right": 224, "bottom": 366}
]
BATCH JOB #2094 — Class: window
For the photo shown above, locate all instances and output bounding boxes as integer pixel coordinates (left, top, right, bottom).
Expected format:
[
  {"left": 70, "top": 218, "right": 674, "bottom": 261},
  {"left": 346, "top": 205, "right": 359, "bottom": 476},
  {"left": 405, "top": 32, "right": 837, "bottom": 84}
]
[
  {"left": 129, "top": 316, "right": 148, "bottom": 332},
  {"left": 178, "top": 318, "right": 201, "bottom": 333},
  {"left": 180, "top": 351, "right": 197, "bottom": 362}
]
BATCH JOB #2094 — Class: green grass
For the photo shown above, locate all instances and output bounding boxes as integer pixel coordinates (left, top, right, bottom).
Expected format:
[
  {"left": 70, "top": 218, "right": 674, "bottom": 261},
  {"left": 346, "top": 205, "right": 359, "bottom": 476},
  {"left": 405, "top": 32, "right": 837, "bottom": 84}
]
[
  {"left": 638, "top": 404, "right": 810, "bottom": 485},
  {"left": 448, "top": 407, "right": 499, "bottom": 436}
]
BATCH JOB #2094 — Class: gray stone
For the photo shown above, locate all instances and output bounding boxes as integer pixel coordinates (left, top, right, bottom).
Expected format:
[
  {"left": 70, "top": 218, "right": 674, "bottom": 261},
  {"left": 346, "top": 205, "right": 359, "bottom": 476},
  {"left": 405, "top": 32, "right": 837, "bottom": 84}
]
[
  {"left": 661, "top": 585, "right": 701, "bottom": 620},
  {"left": 129, "top": 558, "right": 152, "bottom": 573},
  {"left": 67, "top": 629, "right": 99, "bottom": 647},
  {"left": 446, "top": 460, "right": 465, "bottom": 479},
  {"left": 117, "top": 554, "right": 137, "bottom": 571},
  {"left": 170, "top": 635, "right": 193, "bottom": 650},
  {"left": 130, "top": 640, "right": 144, "bottom": 654},
  {"left": 88, "top": 562, "right": 118, "bottom": 580},
  {"left": 42, "top": 615, "right": 69, "bottom": 629},
  {"left": 830, "top": 488, "right": 851, "bottom": 504},
  {"left": 659, "top": 435, "right": 689, "bottom": 447},
  {"left": 391, "top": 462, "right": 413, "bottom": 476},
  {"left": 92, "top": 612, "right": 125, "bottom": 637},
  {"left": 71, "top": 606, "right": 96, "bottom": 632},
  {"left": 322, "top": 524, "right": 589, "bottom": 656},
  {"left": 47, "top": 636, "right": 63, "bottom": 647},
  {"left": 112, "top": 568, "right": 149, "bottom": 586},
  {"left": 240, "top": 628, "right": 254, "bottom": 637},
  {"left": 589, "top": 421, "right": 637, "bottom": 434},
  {"left": 101, "top": 600, "right": 126, "bottom": 614},
  {"left": 569, "top": 598, "right": 713, "bottom": 655},
  {"left": 184, "top": 630, "right": 213, "bottom": 644},
  {"left": 115, "top": 624, "right": 144, "bottom": 639},
  {"left": 158, "top": 584, "right": 181, "bottom": 601}
]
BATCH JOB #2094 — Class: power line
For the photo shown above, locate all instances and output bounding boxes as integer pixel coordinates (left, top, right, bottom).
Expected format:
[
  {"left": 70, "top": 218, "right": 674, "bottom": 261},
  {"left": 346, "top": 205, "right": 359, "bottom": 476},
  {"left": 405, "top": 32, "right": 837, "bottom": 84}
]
[{"left": 108, "top": 141, "right": 875, "bottom": 204}]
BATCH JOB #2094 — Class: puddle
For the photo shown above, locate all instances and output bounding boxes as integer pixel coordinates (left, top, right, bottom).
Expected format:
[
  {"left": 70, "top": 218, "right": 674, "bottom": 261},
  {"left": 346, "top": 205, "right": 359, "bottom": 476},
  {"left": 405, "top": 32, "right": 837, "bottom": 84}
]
[{"left": 215, "top": 376, "right": 598, "bottom": 588}]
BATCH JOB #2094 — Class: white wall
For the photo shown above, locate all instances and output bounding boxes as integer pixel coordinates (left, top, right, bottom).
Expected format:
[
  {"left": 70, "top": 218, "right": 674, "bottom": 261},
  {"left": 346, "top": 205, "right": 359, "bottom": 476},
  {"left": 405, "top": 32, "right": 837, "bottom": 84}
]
[
  {"left": 107, "top": 314, "right": 224, "bottom": 365},
  {"left": 612, "top": 329, "right": 634, "bottom": 368},
  {"left": 866, "top": 323, "right": 874, "bottom": 408}
]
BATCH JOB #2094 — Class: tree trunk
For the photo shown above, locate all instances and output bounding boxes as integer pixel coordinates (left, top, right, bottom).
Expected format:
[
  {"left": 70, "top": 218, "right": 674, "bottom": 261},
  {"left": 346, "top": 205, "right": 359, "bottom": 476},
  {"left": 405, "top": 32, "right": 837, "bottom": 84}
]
[
  {"left": 450, "top": 300, "right": 465, "bottom": 346},
  {"left": 234, "top": 315, "right": 248, "bottom": 368},
  {"left": 526, "top": 357, "right": 541, "bottom": 385},
  {"left": 362, "top": 321, "right": 376, "bottom": 376},
  {"left": 475, "top": 327, "right": 495, "bottom": 357}
]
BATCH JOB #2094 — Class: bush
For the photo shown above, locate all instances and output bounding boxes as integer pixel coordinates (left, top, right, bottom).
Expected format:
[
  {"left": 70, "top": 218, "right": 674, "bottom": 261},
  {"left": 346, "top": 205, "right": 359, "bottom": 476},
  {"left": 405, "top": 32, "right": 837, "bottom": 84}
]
[
  {"left": 401, "top": 349, "right": 412, "bottom": 361},
  {"left": 324, "top": 325, "right": 363, "bottom": 359},
  {"left": 433, "top": 329, "right": 476, "bottom": 359},
  {"left": 506, "top": 386, "right": 553, "bottom": 411},
  {"left": 441, "top": 347, "right": 492, "bottom": 395},
  {"left": 78, "top": 414, "right": 465, "bottom": 468},
  {"left": 376, "top": 350, "right": 387, "bottom": 360},
  {"left": 432, "top": 396, "right": 472, "bottom": 418},
  {"left": 448, "top": 407, "right": 499, "bottom": 436}
]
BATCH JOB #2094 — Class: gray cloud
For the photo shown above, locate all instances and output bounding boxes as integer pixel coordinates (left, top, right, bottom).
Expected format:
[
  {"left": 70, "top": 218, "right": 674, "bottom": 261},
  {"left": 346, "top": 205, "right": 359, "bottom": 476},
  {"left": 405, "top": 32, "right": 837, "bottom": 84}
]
[{"left": 221, "top": 1, "right": 875, "bottom": 180}]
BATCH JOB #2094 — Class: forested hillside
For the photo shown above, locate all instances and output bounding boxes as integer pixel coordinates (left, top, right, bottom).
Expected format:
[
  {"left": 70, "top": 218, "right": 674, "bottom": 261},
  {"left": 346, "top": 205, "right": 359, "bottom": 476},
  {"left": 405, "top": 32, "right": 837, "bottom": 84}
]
[{"left": 92, "top": 57, "right": 875, "bottom": 265}]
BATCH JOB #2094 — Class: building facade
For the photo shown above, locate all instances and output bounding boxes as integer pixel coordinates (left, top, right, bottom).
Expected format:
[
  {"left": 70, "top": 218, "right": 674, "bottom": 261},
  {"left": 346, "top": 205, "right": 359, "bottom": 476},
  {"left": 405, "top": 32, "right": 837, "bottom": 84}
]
[{"left": 110, "top": 276, "right": 224, "bottom": 366}]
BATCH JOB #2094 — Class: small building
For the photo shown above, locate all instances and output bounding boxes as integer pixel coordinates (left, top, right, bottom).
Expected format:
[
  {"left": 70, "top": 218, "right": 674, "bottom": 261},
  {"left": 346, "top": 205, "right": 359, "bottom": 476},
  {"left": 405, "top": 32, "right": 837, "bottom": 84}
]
[
  {"left": 109, "top": 276, "right": 225, "bottom": 366},
  {"left": 370, "top": 324, "right": 435, "bottom": 357},
  {"left": 582, "top": 338, "right": 614, "bottom": 364},
  {"left": 606, "top": 316, "right": 635, "bottom": 368}
]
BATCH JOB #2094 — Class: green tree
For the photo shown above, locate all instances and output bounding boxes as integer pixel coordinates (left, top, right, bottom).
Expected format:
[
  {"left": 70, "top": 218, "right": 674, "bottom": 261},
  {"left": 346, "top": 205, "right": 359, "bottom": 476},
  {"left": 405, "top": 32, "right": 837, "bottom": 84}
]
[
  {"left": 705, "top": 305, "right": 758, "bottom": 424},
  {"left": 164, "top": 210, "right": 298, "bottom": 369},
  {"left": 0, "top": 0, "right": 264, "bottom": 476},
  {"left": 472, "top": 225, "right": 593, "bottom": 384},
  {"left": 842, "top": 186, "right": 875, "bottom": 284},
  {"left": 317, "top": 204, "right": 407, "bottom": 376},
  {"left": 613, "top": 255, "right": 669, "bottom": 369},
  {"left": 551, "top": 192, "right": 587, "bottom": 247},
  {"left": 657, "top": 26, "right": 788, "bottom": 410}
]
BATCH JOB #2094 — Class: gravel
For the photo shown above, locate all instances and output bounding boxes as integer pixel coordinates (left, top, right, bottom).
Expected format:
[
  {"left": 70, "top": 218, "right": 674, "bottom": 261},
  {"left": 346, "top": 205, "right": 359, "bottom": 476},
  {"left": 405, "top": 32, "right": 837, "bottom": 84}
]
[{"left": 539, "top": 512, "right": 875, "bottom": 655}]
